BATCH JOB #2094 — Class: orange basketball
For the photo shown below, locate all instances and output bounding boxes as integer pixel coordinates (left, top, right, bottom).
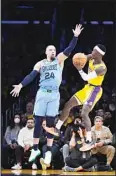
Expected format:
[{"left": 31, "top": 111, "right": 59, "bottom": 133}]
[{"left": 72, "top": 53, "right": 87, "bottom": 68}]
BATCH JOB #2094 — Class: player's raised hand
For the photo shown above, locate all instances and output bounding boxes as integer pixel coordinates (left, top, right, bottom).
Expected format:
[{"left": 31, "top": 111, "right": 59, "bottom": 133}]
[
  {"left": 10, "top": 84, "right": 22, "bottom": 97},
  {"left": 72, "top": 24, "right": 84, "bottom": 37}
]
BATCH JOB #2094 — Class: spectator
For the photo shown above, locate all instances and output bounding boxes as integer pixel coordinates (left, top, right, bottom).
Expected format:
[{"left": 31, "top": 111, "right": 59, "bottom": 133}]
[
  {"left": 62, "top": 116, "right": 83, "bottom": 168},
  {"left": 102, "top": 101, "right": 109, "bottom": 112},
  {"left": 63, "top": 124, "right": 97, "bottom": 172},
  {"left": 104, "top": 111, "right": 113, "bottom": 131},
  {"left": 2, "top": 113, "right": 22, "bottom": 168},
  {"left": 23, "top": 102, "right": 34, "bottom": 119},
  {"left": 11, "top": 118, "right": 36, "bottom": 170},
  {"left": 20, "top": 114, "right": 28, "bottom": 127},
  {"left": 96, "top": 109, "right": 104, "bottom": 118},
  {"left": 109, "top": 93, "right": 116, "bottom": 112},
  {"left": 91, "top": 116, "right": 115, "bottom": 170},
  {"left": 20, "top": 102, "right": 34, "bottom": 127}
]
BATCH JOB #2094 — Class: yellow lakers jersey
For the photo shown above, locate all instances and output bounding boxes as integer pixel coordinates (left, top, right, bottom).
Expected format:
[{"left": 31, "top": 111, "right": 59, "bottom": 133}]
[{"left": 88, "top": 59, "right": 106, "bottom": 86}]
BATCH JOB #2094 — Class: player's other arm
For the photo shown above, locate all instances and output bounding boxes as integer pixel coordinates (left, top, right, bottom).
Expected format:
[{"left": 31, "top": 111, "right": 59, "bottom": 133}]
[
  {"left": 77, "top": 66, "right": 107, "bottom": 81},
  {"left": 57, "top": 24, "right": 84, "bottom": 65},
  {"left": 10, "top": 61, "right": 41, "bottom": 97},
  {"left": 87, "top": 54, "right": 93, "bottom": 61}
]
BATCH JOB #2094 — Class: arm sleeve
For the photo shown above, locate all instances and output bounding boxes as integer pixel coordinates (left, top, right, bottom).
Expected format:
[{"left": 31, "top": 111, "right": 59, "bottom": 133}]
[
  {"left": 21, "top": 70, "right": 38, "bottom": 87},
  {"left": 63, "top": 36, "right": 78, "bottom": 56},
  {"left": 78, "top": 70, "right": 97, "bottom": 81}
]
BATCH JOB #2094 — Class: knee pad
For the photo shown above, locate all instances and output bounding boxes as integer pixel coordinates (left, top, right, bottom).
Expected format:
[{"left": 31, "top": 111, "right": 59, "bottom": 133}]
[
  {"left": 46, "top": 116, "right": 55, "bottom": 139},
  {"left": 33, "top": 115, "right": 44, "bottom": 138}
]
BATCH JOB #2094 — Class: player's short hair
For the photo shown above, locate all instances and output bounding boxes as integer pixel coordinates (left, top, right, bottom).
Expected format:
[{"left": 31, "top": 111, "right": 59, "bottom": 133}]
[
  {"left": 94, "top": 116, "right": 104, "bottom": 122},
  {"left": 46, "top": 45, "right": 56, "bottom": 52},
  {"left": 94, "top": 44, "right": 106, "bottom": 55},
  {"left": 97, "top": 44, "right": 106, "bottom": 53}
]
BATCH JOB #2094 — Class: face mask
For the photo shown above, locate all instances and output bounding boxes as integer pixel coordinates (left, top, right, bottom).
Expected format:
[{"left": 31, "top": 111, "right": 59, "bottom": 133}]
[{"left": 14, "top": 118, "right": 20, "bottom": 124}]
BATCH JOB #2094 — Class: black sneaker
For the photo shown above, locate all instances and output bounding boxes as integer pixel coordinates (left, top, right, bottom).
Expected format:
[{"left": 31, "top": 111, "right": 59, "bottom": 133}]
[
  {"left": 106, "top": 165, "right": 113, "bottom": 171},
  {"left": 43, "top": 125, "right": 60, "bottom": 137}
]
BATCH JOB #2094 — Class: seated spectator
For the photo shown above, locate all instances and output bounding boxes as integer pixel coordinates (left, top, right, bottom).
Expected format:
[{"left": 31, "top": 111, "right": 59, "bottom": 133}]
[
  {"left": 104, "top": 111, "right": 113, "bottom": 131},
  {"left": 20, "top": 102, "right": 34, "bottom": 126},
  {"left": 109, "top": 93, "right": 116, "bottom": 112},
  {"left": 23, "top": 102, "right": 34, "bottom": 119},
  {"left": 96, "top": 109, "right": 104, "bottom": 118},
  {"left": 62, "top": 116, "right": 82, "bottom": 168},
  {"left": 2, "top": 113, "right": 22, "bottom": 168},
  {"left": 41, "top": 136, "right": 64, "bottom": 170},
  {"left": 91, "top": 116, "right": 115, "bottom": 170},
  {"left": 11, "top": 118, "right": 36, "bottom": 170},
  {"left": 20, "top": 114, "right": 28, "bottom": 127},
  {"left": 63, "top": 124, "right": 97, "bottom": 172},
  {"left": 102, "top": 101, "right": 109, "bottom": 112}
]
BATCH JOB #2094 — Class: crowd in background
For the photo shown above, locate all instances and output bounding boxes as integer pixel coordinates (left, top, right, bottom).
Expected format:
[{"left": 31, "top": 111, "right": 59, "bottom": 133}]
[
  {"left": 2, "top": 87, "right": 116, "bottom": 170},
  {"left": 1, "top": 1, "right": 116, "bottom": 171}
]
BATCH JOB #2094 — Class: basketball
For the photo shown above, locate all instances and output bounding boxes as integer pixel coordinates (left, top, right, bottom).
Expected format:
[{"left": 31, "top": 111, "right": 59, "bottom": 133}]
[{"left": 72, "top": 53, "right": 87, "bottom": 68}]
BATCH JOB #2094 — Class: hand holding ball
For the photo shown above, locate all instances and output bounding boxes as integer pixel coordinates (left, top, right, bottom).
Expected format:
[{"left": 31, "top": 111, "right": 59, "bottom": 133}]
[{"left": 72, "top": 53, "right": 87, "bottom": 69}]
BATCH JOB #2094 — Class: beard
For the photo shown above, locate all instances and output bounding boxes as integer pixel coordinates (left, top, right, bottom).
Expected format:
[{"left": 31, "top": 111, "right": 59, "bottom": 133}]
[{"left": 50, "top": 55, "right": 55, "bottom": 61}]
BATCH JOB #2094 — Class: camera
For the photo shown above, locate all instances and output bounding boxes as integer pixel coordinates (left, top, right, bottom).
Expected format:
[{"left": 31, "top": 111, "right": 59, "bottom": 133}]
[
  {"left": 72, "top": 123, "right": 85, "bottom": 134},
  {"left": 96, "top": 138, "right": 101, "bottom": 143}
]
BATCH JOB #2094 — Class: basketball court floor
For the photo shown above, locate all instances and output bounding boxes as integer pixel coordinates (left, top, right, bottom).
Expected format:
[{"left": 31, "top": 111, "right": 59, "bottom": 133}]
[{"left": 1, "top": 169, "right": 115, "bottom": 176}]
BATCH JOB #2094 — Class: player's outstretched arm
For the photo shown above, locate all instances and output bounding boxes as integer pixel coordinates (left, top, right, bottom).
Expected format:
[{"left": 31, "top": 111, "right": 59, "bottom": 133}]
[
  {"left": 10, "top": 61, "right": 41, "bottom": 97},
  {"left": 57, "top": 24, "right": 84, "bottom": 64}
]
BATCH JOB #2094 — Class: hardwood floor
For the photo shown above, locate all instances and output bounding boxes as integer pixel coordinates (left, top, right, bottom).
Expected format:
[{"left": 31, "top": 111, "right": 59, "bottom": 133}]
[{"left": 1, "top": 169, "right": 115, "bottom": 176}]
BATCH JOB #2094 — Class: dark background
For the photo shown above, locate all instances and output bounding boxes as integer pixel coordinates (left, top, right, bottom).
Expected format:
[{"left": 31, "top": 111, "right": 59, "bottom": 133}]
[
  {"left": 1, "top": 0, "right": 116, "bottom": 113},
  {"left": 1, "top": 0, "right": 116, "bottom": 170}
]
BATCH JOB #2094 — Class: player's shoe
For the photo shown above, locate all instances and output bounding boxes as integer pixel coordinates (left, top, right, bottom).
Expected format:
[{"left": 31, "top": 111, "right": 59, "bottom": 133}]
[
  {"left": 40, "top": 158, "right": 47, "bottom": 170},
  {"left": 44, "top": 151, "right": 52, "bottom": 165},
  {"left": 43, "top": 126, "right": 60, "bottom": 137},
  {"left": 40, "top": 158, "right": 50, "bottom": 170},
  {"left": 79, "top": 141, "right": 94, "bottom": 152},
  {"left": 28, "top": 149, "right": 41, "bottom": 162}
]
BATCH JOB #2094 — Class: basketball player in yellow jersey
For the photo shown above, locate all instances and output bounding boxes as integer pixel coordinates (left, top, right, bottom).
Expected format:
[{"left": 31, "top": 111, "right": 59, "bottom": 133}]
[{"left": 44, "top": 44, "right": 107, "bottom": 151}]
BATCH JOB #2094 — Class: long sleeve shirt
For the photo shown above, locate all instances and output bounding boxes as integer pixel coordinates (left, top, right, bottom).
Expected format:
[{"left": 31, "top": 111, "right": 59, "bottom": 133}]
[
  {"left": 4, "top": 126, "right": 21, "bottom": 145},
  {"left": 91, "top": 125, "right": 113, "bottom": 145},
  {"left": 18, "top": 126, "right": 34, "bottom": 147}
]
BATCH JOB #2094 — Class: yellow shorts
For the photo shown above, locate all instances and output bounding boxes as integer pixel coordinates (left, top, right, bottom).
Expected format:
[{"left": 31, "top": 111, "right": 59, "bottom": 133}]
[{"left": 74, "top": 84, "right": 103, "bottom": 110}]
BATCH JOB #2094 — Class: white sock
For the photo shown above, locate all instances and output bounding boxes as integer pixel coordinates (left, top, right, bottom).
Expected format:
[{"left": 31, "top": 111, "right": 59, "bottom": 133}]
[
  {"left": 56, "top": 120, "right": 64, "bottom": 130},
  {"left": 86, "top": 131, "right": 92, "bottom": 142}
]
